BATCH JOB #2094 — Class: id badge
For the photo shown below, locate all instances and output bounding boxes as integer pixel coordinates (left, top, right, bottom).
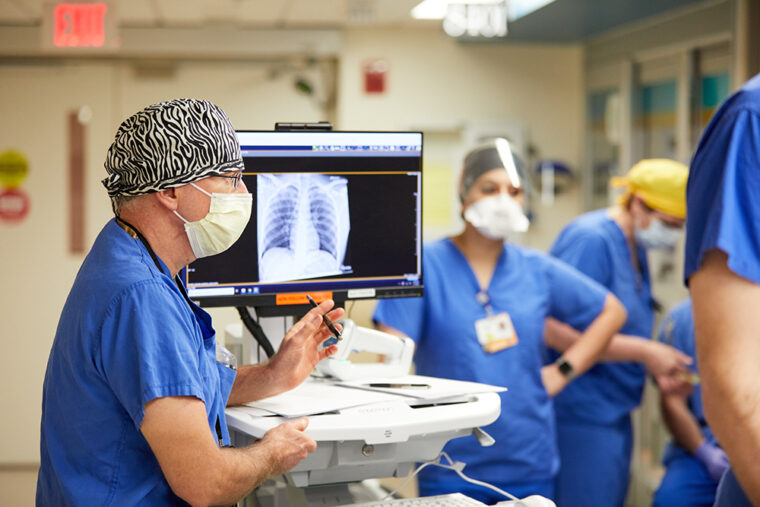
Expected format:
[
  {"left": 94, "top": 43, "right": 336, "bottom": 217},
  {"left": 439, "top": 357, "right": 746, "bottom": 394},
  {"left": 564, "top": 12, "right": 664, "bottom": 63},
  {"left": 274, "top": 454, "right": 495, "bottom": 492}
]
[{"left": 475, "top": 312, "right": 518, "bottom": 353}]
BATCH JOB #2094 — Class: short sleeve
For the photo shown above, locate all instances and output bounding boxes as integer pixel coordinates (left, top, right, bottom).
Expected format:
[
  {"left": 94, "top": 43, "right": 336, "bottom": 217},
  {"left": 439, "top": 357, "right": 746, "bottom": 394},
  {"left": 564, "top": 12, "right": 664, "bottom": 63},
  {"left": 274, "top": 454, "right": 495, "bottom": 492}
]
[
  {"left": 550, "top": 230, "right": 612, "bottom": 287},
  {"left": 99, "top": 280, "right": 207, "bottom": 430},
  {"left": 544, "top": 256, "right": 609, "bottom": 331},
  {"left": 373, "top": 296, "right": 426, "bottom": 343},
  {"left": 685, "top": 108, "right": 760, "bottom": 285}
]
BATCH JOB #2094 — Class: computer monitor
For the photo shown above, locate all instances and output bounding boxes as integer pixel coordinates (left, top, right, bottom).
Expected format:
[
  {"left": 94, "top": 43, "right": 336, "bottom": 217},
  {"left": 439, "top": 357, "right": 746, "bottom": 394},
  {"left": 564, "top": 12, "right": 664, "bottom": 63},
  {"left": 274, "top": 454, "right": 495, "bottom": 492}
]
[{"left": 185, "top": 130, "right": 423, "bottom": 315}]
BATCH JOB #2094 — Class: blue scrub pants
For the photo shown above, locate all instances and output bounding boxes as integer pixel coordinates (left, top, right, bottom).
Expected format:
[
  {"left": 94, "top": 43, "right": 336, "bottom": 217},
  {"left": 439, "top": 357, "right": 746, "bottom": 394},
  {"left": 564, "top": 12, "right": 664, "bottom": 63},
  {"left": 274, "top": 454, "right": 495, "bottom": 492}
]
[
  {"left": 554, "top": 415, "right": 632, "bottom": 507},
  {"left": 419, "top": 477, "right": 554, "bottom": 505},
  {"left": 652, "top": 449, "right": 718, "bottom": 507}
]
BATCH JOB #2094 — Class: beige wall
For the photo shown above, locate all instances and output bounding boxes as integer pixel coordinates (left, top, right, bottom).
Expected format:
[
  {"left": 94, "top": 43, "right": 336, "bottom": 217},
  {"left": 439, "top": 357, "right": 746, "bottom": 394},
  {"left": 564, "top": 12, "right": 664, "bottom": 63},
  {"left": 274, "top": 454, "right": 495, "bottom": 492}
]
[
  {"left": 339, "top": 27, "right": 584, "bottom": 167},
  {"left": 0, "top": 60, "right": 322, "bottom": 466},
  {"left": 0, "top": 25, "right": 584, "bottom": 500}
]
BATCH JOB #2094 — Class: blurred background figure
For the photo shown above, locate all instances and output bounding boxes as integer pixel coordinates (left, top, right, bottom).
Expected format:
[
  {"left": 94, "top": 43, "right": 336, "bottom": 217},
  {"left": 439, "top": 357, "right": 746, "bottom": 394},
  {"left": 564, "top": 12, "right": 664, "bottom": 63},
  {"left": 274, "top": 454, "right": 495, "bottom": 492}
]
[
  {"left": 653, "top": 298, "right": 729, "bottom": 507},
  {"left": 543, "top": 159, "right": 691, "bottom": 507},
  {"left": 374, "top": 140, "right": 625, "bottom": 503}
]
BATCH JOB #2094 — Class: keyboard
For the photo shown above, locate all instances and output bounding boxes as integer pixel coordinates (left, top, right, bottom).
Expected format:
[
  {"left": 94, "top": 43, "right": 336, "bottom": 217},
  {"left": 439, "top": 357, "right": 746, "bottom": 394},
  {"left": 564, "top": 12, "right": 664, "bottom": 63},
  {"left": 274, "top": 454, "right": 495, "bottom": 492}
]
[
  {"left": 341, "top": 493, "right": 556, "bottom": 507},
  {"left": 342, "top": 493, "right": 487, "bottom": 507}
]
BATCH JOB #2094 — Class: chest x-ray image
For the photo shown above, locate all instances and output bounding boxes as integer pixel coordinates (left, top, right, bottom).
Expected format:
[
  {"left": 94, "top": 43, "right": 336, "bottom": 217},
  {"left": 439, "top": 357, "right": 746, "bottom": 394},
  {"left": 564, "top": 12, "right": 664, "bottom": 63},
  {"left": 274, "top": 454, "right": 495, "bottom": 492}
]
[{"left": 257, "top": 173, "right": 351, "bottom": 283}]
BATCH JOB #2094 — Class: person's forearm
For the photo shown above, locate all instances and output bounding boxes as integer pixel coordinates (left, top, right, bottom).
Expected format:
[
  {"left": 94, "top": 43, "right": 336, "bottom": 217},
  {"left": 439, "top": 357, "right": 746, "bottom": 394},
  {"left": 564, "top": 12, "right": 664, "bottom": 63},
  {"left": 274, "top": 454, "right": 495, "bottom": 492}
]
[
  {"left": 691, "top": 251, "right": 760, "bottom": 503},
  {"left": 545, "top": 318, "right": 650, "bottom": 363},
  {"left": 561, "top": 294, "right": 626, "bottom": 375},
  {"left": 193, "top": 442, "right": 275, "bottom": 505},
  {"left": 143, "top": 397, "right": 310, "bottom": 506},
  {"left": 228, "top": 362, "right": 284, "bottom": 406},
  {"left": 660, "top": 394, "right": 704, "bottom": 453}
]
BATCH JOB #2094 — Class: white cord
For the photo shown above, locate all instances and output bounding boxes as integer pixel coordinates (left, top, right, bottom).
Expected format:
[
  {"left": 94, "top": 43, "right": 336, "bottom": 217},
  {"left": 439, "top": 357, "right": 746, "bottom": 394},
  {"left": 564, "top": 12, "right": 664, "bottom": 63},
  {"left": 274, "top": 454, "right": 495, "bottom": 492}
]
[{"left": 381, "top": 452, "right": 520, "bottom": 502}]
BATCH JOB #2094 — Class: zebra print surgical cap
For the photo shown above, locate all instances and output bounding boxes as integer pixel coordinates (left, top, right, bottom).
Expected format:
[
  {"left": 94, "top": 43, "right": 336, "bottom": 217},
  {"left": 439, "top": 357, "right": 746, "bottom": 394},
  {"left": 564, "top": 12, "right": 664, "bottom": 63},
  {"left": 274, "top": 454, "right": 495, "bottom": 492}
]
[{"left": 102, "top": 98, "right": 244, "bottom": 197}]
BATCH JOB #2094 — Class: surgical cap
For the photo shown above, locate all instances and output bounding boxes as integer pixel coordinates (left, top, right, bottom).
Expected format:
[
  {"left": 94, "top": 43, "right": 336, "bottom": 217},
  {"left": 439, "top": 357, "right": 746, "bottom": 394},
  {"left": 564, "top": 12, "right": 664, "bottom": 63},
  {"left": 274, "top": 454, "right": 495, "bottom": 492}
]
[
  {"left": 102, "top": 98, "right": 243, "bottom": 197},
  {"left": 459, "top": 138, "right": 522, "bottom": 201},
  {"left": 611, "top": 158, "right": 689, "bottom": 219}
]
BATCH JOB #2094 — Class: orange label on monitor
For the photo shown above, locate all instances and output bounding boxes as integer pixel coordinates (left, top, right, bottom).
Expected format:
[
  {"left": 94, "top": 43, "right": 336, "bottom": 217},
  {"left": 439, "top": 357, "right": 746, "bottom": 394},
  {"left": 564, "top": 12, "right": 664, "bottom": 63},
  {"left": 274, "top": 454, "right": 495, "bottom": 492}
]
[{"left": 276, "top": 291, "right": 333, "bottom": 305}]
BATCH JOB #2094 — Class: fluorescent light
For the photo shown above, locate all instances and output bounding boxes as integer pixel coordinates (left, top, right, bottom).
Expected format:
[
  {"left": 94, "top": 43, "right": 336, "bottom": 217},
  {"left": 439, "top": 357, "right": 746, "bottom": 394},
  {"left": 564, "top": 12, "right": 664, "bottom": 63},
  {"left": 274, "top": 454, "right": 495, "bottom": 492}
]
[
  {"left": 508, "top": 0, "right": 556, "bottom": 20},
  {"left": 410, "top": 0, "right": 504, "bottom": 20},
  {"left": 411, "top": 0, "right": 556, "bottom": 21},
  {"left": 411, "top": 0, "right": 448, "bottom": 20}
]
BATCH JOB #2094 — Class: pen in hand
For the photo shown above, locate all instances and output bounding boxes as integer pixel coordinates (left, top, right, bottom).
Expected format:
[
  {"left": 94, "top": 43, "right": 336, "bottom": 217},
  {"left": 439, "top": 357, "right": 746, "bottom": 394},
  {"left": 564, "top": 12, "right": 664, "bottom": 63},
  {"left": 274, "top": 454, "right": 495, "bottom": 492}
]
[{"left": 306, "top": 294, "right": 342, "bottom": 341}]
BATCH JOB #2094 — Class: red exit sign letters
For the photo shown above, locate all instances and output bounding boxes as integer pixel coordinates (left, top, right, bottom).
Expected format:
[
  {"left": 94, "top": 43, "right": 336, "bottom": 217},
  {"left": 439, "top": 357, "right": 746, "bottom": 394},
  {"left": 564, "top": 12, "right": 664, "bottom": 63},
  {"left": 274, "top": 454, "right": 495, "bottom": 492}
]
[
  {"left": 42, "top": 2, "right": 118, "bottom": 50},
  {"left": 54, "top": 3, "right": 108, "bottom": 47}
]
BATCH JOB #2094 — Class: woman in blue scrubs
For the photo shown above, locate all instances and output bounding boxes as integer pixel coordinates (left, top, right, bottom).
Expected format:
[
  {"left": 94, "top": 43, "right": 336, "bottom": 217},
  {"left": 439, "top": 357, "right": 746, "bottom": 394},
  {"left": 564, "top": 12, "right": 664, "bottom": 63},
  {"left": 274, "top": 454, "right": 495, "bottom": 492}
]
[
  {"left": 545, "top": 159, "right": 689, "bottom": 507},
  {"left": 373, "top": 139, "right": 626, "bottom": 503}
]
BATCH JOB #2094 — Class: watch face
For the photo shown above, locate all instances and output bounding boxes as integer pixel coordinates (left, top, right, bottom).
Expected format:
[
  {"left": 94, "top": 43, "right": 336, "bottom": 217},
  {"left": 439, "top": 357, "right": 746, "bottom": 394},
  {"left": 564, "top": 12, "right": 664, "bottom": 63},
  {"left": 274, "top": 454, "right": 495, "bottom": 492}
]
[{"left": 558, "top": 359, "right": 574, "bottom": 377}]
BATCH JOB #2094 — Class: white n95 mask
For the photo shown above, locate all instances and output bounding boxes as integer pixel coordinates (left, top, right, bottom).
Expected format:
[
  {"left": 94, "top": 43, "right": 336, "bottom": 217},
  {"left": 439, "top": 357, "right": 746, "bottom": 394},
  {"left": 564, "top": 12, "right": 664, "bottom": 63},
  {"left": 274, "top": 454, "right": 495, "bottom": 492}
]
[
  {"left": 464, "top": 193, "right": 530, "bottom": 241},
  {"left": 636, "top": 217, "right": 681, "bottom": 250},
  {"left": 174, "top": 183, "right": 252, "bottom": 258}
]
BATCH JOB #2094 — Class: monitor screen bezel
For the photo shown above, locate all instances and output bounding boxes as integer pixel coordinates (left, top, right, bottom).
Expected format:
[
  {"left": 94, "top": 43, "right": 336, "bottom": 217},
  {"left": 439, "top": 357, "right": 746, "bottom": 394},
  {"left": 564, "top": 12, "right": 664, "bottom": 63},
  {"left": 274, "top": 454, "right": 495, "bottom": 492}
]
[{"left": 188, "top": 129, "right": 424, "bottom": 313}]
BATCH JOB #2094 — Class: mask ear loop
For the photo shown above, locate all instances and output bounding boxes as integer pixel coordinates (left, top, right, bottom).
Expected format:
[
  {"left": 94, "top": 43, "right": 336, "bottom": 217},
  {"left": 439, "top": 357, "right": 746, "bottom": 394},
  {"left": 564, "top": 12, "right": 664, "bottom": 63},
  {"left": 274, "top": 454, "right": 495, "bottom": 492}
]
[
  {"left": 173, "top": 210, "right": 189, "bottom": 223},
  {"left": 173, "top": 182, "right": 212, "bottom": 224}
]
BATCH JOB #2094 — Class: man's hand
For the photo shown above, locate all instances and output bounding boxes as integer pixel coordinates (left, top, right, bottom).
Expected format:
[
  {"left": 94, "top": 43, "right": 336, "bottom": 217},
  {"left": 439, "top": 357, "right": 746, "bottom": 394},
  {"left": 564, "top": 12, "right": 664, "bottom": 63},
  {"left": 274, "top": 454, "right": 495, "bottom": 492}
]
[
  {"left": 257, "top": 417, "right": 317, "bottom": 477},
  {"left": 228, "top": 299, "right": 345, "bottom": 405},
  {"left": 267, "top": 299, "right": 344, "bottom": 392}
]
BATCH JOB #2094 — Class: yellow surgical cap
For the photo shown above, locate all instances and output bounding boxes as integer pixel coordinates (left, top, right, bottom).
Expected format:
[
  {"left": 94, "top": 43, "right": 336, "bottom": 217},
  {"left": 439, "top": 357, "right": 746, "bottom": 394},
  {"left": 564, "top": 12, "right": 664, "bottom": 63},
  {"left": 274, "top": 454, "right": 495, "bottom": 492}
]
[{"left": 611, "top": 159, "right": 689, "bottom": 219}]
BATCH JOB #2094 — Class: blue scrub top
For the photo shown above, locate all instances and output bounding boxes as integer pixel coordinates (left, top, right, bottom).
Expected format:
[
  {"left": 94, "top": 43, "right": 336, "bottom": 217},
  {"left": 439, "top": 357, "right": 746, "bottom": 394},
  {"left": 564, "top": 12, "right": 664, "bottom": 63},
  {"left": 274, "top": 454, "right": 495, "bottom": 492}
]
[
  {"left": 549, "top": 209, "right": 654, "bottom": 424},
  {"left": 658, "top": 299, "right": 717, "bottom": 463},
  {"left": 37, "top": 219, "right": 237, "bottom": 506},
  {"left": 373, "top": 239, "right": 608, "bottom": 483},
  {"left": 685, "top": 73, "right": 760, "bottom": 285}
]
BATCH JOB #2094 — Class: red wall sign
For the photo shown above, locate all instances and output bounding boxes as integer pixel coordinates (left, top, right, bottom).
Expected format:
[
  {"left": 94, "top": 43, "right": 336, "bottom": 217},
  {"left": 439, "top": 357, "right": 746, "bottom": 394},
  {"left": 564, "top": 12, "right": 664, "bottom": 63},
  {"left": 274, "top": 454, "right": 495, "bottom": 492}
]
[
  {"left": 0, "top": 189, "right": 30, "bottom": 224},
  {"left": 54, "top": 3, "right": 108, "bottom": 48},
  {"left": 363, "top": 59, "right": 389, "bottom": 94}
]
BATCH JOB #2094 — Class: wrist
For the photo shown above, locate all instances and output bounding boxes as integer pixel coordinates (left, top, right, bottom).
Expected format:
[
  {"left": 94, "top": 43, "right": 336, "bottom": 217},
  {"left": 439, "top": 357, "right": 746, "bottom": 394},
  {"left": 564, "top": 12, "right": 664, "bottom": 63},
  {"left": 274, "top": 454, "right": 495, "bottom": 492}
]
[
  {"left": 641, "top": 341, "right": 658, "bottom": 370},
  {"left": 554, "top": 356, "right": 576, "bottom": 381}
]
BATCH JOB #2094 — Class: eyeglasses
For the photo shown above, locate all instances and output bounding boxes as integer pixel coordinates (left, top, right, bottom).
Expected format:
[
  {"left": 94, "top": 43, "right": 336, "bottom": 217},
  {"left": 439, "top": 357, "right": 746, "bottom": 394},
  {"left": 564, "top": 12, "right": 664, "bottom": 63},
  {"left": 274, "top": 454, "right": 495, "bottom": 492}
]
[{"left": 214, "top": 171, "right": 243, "bottom": 189}]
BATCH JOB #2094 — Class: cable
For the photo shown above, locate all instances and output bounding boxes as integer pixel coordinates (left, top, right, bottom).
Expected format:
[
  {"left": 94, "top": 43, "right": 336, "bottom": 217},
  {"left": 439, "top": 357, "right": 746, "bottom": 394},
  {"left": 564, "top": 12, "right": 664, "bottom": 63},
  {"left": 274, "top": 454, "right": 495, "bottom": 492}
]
[
  {"left": 382, "top": 452, "right": 519, "bottom": 502},
  {"left": 236, "top": 306, "right": 276, "bottom": 359}
]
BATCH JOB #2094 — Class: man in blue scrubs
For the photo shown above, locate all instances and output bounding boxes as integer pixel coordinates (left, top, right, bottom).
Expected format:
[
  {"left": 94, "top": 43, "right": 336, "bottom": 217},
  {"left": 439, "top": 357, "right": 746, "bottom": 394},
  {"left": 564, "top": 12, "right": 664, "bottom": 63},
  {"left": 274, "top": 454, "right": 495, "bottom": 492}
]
[
  {"left": 374, "top": 140, "right": 626, "bottom": 503},
  {"left": 546, "top": 159, "right": 690, "bottom": 507},
  {"left": 686, "top": 73, "right": 760, "bottom": 505},
  {"left": 653, "top": 299, "right": 728, "bottom": 507},
  {"left": 36, "top": 99, "right": 342, "bottom": 506}
]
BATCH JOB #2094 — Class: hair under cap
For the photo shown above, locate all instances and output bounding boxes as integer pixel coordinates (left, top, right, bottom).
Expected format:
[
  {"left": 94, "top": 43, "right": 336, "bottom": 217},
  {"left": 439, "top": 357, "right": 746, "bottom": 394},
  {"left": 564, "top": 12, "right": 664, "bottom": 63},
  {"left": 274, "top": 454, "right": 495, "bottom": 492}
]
[
  {"left": 459, "top": 138, "right": 522, "bottom": 201},
  {"left": 611, "top": 158, "right": 689, "bottom": 219},
  {"left": 102, "top": 98, "right": 243, "bottom": 198}
]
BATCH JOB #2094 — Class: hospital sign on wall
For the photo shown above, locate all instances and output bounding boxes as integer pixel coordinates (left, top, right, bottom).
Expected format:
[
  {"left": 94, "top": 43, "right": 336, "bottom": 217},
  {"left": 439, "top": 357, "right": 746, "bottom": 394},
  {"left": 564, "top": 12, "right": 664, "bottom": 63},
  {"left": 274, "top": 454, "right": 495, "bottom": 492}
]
[
  {"left": 0, "top": 150, "right": 31, "bottom": 224},
  {"left": 41, "top": 2, "right": 119, "bottom": 51}
]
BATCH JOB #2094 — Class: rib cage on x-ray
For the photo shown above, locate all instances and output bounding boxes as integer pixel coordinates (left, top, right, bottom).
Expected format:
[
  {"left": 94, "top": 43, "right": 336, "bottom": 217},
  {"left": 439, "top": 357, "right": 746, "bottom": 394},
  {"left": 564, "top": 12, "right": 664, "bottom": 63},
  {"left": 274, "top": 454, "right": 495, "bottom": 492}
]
[{"left": 258, "top": 174, "right": 350, "bottom": 282}]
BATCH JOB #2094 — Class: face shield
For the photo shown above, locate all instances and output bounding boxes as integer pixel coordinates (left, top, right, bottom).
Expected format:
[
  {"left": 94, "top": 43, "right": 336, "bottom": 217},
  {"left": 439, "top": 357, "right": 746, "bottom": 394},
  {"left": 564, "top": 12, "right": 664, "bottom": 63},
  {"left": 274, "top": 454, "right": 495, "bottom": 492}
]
[{"left": 459, "top": 138, "right": 523, "bottom": 201}]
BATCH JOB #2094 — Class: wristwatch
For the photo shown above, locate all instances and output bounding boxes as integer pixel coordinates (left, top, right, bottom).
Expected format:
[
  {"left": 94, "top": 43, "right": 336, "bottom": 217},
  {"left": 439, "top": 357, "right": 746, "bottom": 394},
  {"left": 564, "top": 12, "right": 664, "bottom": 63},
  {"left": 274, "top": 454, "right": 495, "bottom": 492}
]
[{"left": 555, "top": 357, "right": 576, "bottom": 381}]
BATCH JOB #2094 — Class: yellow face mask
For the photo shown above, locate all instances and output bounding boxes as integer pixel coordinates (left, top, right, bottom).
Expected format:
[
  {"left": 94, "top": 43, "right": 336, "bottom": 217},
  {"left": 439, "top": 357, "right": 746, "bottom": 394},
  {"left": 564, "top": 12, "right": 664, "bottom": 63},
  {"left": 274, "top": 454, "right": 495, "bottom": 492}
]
[{"left": 174, "top": 183, "right": 252, "bottom": 259}]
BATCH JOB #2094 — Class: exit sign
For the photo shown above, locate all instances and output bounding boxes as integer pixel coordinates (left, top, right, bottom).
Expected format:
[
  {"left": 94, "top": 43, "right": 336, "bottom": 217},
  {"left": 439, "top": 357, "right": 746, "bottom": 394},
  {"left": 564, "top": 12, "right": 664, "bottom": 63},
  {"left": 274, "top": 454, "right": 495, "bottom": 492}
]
[{"left": 42, "top": 2, "right": 119, "bottom": 51}]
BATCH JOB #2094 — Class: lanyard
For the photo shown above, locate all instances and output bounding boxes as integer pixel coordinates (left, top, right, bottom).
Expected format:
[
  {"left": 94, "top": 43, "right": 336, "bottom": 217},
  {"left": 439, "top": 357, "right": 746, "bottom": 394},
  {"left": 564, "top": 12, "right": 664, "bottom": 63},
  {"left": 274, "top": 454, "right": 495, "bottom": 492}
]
[
  {"left": 115, "top": 217, "right": 192, "bottom": 305},
  {"left": 476, "top": 290, "right": 494, "bottom": 317},
  {"left": 115, "top": 217, "right": 229, "bottom": 447}
]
